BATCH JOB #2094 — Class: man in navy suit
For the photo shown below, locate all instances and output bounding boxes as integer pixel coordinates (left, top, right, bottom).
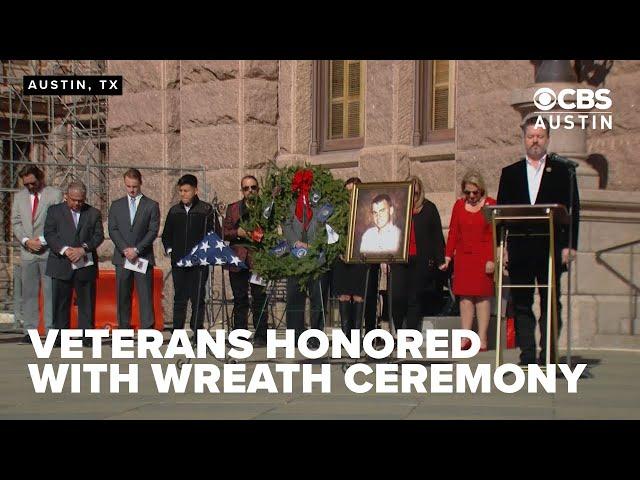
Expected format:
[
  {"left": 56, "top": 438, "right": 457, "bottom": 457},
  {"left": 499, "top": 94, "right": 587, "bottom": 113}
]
[
  {"left": 497, "top": 116, "right": 580, "bottom": 365},
  {"left": 44, "top": 181, "right": 104, "bottom": 345},
  {"left": 108, "top": 168, "right": 160, "bottom": 329}
]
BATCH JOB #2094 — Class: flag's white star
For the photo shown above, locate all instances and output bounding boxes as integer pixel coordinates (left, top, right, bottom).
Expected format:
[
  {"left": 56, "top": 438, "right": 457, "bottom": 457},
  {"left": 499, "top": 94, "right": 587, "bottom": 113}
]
[
  {"left": 215, "top": 240, "right": 226, "bottom": 251},
  {"left": 176, "top": 260, "right": 184, "bottom": 267},
  {"left": 190, "top": 245, "right": 198, "bottom": 255},
  {"left": 215, "top": 257, "right": 226, "bottom": 265},
  {"left": 230, "top": 255, "right": 241, "bottom": 266},
  {"left": 185, "top": 260, "right": 193, "bottom": 267},
  {"left": 199, "top": 257, "right": 210, "bottom": 266},
  {"left": 200, "top": 241, "right": 210, "bottom": 253}
]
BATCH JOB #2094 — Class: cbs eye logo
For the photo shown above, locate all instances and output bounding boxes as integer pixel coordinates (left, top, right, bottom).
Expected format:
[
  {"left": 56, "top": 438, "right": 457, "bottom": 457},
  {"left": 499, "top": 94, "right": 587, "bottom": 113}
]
[
  {"left": 533, "top": 88, "right": 557, "bottom": 111},
  {"left": 533, "top": 87, "right": 612, "bottom": 111}
]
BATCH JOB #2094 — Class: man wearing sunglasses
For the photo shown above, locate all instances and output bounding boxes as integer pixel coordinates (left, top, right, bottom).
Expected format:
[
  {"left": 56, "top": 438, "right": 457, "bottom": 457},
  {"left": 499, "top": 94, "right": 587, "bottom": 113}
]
[
  {"left": 223, "top": 175, "right": 268, "bottom": 346},
  {"left": 11, "top": 165, "right": 63, "bottom": 344}
]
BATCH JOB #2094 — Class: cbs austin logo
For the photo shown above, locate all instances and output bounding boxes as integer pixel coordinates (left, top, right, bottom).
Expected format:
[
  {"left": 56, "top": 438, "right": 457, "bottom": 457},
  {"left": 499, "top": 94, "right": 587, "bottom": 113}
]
[{"left": 532, "top": 87, "right": 612, "bottom": 130}]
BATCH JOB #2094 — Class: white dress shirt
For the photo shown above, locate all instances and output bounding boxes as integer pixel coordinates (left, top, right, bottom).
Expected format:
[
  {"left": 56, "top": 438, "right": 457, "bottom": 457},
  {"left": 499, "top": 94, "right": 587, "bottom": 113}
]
[
  {"left": 59, "top": 209, "right": 81, "bottom": 256},
  {"left": 360, "top": 223, "right": 401, "bottom": 254},
  {"left": 526, "top": 154, "right": 547, "bottom": 205},
  {"left": 21, "top": 191, "right": 47, "bottom": 247}
]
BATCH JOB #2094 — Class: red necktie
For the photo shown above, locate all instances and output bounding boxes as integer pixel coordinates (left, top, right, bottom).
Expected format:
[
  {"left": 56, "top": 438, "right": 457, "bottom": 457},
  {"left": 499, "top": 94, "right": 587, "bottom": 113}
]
[{"left": 32, "top": 193, "right": 39, "bottom": 223}]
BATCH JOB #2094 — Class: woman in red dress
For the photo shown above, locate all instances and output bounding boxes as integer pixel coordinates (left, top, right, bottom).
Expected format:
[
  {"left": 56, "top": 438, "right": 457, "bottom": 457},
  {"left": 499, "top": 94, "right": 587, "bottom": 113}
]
[{"left": 439, "top": 171, "right": 495, "bottom": 351}]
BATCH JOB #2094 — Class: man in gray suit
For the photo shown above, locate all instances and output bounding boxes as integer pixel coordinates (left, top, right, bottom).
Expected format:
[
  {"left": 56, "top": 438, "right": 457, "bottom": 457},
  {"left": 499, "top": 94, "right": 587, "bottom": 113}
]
[
  {"left": 108, "top": 168, "right": 160, "bottom": 329},
  {"left": 11, "top": 165, "right": 63, "bottom": 344}
]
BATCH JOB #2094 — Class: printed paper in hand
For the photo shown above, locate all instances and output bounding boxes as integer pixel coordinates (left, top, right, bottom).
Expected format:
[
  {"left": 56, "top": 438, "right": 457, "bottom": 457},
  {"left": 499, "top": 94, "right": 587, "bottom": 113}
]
[
  {"left": 250, "top": 272, "right": 267, "bottom": 286},
  {"left": 72, "top": 252, "right": 94, "bottom": 270},
  {"left": 124, "top": 257, "right": 149, "bottom": 274}
]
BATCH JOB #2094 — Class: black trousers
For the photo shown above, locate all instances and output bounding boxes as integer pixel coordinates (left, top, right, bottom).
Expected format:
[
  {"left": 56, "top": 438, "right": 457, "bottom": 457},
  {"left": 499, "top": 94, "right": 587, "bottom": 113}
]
[
  {"left": 171, "top": 266, "right": 208, "bottom": 331},
  {"left": 509, "top": 241, "right": 563, "bottom": 364},
  {"left": 229, "top": 269, "right": 268, "bottom": 338},
  {"left": 364, "top": 265, "right": 380, "bottom": 333},
  {"left": 390, "top": 258, "right": 423, "bottom": 331},
  {"left": 115, "top": 264, "right": 155, "bottom": 329},
  {"left": 286, "top": 273, "right": 329, "bottom": 339},
  {"left": 52, "top": 274, "right": 96, "bottom": 330}
]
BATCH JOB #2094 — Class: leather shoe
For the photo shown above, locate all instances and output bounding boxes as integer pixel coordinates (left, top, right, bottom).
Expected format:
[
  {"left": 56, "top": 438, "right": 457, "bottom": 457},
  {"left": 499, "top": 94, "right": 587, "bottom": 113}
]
[
  {"left": 307, "top": 338, "right": 321, "bottom": 350},
  {"left": 19, "top": 335, "right": 32, "bottom": 345}
]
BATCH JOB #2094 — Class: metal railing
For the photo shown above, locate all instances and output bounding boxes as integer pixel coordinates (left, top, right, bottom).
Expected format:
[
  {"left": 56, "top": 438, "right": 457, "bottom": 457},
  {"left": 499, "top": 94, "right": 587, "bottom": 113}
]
[{"left": 595, "top": 239, "right": 640, "bottom": 334}]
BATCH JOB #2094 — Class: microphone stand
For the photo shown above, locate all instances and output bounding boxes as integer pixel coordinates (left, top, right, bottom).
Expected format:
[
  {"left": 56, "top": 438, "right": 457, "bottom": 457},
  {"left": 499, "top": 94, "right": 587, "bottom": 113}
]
[
  {"left": 209, "top": 195, "right": 231, "bottom": 334},
  {"left": 554, "top": 153, "right": 591, "bottom": 379}
]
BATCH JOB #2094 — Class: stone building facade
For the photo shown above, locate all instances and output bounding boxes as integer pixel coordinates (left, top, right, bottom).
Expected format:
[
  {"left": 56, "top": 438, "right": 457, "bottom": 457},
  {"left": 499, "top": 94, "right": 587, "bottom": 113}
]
[{"left": 104, "top": 60, "right": 640, "bottom": 349}]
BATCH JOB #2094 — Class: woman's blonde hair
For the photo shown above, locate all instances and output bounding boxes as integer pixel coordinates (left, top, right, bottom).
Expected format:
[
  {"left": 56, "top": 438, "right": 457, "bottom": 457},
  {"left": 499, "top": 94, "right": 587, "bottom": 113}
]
[
  {"left": 460, "top": 170, "right": 486, "bottom": 196},
  {"left": 406, "top": 175, "right": 425, "bottom": 209}
]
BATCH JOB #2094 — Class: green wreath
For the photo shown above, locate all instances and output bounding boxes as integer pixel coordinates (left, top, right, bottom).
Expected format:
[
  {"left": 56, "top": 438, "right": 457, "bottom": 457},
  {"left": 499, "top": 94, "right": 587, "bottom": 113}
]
[{"left": 239, "top": 164, "right": 349, "bottom": 289}]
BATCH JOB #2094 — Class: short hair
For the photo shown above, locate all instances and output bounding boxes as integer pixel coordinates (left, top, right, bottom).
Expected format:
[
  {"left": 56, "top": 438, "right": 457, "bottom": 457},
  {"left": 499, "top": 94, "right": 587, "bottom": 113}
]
[
  {"left": 18, "top": 164, "right": 44, "bottom": 181},
  {"left": 371, "top": 193, "right": 392, "bottom": 208},
  {"left": 177, "top": 174, "right": 198, "bottom": 188},
  {"left": 461, "top": 170, "right": 487, "bottom": 196},
  {"left": 344, "top": 177, "right": 362, "bottom": 187},
  {"left": 123, "top": 168, "right": 142, "bottom": 182},
  {"left": 240, "top": 174, "right": 258, "bottom": 186},
  {"left": 521, "top": 115, "right": 551, "bottom": 135},
  {"left": 67, "top": 181, "right": 87, "bottom": 196}
]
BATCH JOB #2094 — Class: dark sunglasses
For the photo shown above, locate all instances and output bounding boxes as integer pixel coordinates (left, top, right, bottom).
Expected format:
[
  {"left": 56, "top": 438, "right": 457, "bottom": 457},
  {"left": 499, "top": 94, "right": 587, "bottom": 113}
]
[
  {"left": 463, "top": 190, "right": 480, "bottom": 196},
  {"left": 242, "top": 185, "right": 258, "bottom": 192}
]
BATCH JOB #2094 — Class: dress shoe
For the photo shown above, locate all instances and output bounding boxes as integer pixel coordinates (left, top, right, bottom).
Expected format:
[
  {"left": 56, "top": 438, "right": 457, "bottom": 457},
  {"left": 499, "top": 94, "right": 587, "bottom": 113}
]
[
  {"left": 307, "top": 338, "right": 321, "bottom": 350},
  {"left": 19, "top": 335, "right": 32, "bottom": 345},
  {"left": 82, "top": 338, "right": 92, "bottom": 347},
  {"left": 518, "top": 358, "right": 536, "bottom": 366}
]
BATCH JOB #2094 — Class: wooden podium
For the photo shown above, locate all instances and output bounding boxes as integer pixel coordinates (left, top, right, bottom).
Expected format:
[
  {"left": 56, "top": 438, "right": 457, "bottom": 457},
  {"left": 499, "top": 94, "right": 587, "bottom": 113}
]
[{"left": 484, "top": 204, "right": 569, "bottom": 369}]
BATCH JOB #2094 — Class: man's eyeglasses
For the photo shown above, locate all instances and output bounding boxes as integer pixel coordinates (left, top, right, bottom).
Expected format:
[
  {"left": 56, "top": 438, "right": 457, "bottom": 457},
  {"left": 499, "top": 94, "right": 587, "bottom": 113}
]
[
  {"left": 242, "top": 185, "right": 258, "bottom": 192},
  {"left": 463, "top": 190, "right": 480, "bottom": 196},
  {"left": 23, "top": 181, "right": 37, "bottom": 187}
]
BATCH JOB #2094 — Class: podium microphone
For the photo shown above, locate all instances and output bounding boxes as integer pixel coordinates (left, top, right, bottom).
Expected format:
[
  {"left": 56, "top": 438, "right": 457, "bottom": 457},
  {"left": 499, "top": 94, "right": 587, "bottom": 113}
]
[{"left": 549, "top": 152, "right": 579, "bottom": 169}]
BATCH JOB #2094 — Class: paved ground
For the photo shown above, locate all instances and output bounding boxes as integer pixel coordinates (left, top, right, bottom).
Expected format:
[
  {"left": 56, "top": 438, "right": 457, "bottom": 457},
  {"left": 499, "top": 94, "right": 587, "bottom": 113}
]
[{"left": 1, "top": 331, "right": 639, "bottom": 420}]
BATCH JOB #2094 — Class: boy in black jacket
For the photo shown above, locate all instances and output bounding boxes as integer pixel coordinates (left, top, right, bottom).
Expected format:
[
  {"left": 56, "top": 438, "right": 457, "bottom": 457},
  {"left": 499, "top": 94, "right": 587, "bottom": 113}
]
[{"left": 161, "top": 174, "right": 215, "bottom": 332}]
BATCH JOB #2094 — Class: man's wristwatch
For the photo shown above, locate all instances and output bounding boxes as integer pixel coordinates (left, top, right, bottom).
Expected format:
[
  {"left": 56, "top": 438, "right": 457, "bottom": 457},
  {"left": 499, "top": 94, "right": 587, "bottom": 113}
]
[{"left": 82, "top": 243, "right": 89, "bottom": 252}]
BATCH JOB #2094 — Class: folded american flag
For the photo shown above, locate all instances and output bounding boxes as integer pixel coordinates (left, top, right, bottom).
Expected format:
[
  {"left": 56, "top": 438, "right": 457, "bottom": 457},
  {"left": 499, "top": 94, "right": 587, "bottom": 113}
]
[{"left": 176, "top": 231, "right": 248, "bottom": 269}]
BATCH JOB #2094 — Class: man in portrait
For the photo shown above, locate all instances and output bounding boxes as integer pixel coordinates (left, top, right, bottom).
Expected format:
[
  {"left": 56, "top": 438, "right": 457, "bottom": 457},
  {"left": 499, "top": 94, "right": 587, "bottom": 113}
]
[{"left": 359, "top": 193, "right": 402, "bottom": 255}]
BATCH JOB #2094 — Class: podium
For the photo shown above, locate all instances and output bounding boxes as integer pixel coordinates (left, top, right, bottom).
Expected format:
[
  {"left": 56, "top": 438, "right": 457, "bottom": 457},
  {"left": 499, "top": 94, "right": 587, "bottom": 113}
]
[{"left": 484, "top": 204, "right": 569, "bottom": 369}]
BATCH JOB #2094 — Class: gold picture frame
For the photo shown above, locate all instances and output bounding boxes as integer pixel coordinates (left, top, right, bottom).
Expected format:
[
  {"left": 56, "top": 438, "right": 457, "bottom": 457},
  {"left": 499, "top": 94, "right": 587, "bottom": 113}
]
[{"left": 345, "top": 181, "right": 414, "bottom": 263}]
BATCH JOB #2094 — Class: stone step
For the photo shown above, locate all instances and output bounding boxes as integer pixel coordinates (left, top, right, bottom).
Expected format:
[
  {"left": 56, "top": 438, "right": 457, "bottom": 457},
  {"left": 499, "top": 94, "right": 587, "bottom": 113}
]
[{"left": 591, "top": 334, "right": 640, "bottom": 350}]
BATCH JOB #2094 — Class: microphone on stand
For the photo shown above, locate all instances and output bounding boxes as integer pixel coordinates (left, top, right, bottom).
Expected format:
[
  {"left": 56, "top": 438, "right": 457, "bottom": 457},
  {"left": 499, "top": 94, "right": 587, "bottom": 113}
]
[{"left": 549, "top": 152, "right": 579, "bottom": 169}]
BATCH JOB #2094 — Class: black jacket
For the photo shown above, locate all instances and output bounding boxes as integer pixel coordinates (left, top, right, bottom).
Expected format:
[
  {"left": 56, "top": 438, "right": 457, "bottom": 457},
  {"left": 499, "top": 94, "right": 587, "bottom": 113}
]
[
  {"left": 161, "top": 196, "right": 215, "bottom": 266},
  {"left": 497, "top": 156, "right": 580, "bottom": 253},
  {"left": 44, "top": 202, "right": 104, "bottom": 281},
  {"left": 411, "top": 198, "right": 446, "bottom": 290}
]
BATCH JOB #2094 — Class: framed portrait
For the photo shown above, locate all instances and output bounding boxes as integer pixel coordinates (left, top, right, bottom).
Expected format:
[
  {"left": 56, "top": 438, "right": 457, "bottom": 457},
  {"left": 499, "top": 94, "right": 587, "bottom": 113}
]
[{"left": 345, "top": 181, "right": 414, "bottom": 263}]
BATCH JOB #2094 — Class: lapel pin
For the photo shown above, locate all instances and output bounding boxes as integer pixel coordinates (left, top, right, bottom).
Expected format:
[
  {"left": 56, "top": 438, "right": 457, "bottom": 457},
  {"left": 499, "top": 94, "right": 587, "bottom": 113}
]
[{"left": 546, "top": 167, "right": 552, "bottom": 173}]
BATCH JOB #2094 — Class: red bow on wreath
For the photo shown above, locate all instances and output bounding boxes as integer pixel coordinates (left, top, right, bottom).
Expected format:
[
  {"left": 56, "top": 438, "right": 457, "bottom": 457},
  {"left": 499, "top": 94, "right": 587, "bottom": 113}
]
[
  {"left": 251, "top": 225, "right": 264, "bottom": 243},
  {"left": 291, "top": 169, "right": 313, "bottom": 231}
]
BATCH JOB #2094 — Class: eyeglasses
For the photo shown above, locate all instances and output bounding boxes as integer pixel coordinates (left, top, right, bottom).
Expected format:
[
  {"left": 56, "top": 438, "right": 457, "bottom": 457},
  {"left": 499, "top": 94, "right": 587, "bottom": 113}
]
[
  {"left": 242, "top": 185, "right": 258, "bottom": 192},
  {"left": 23, "top": 181, "right": 37, "bottom": 187},
  {"left": 463, "top": 190, "right": 480, "bottom": 196}
]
